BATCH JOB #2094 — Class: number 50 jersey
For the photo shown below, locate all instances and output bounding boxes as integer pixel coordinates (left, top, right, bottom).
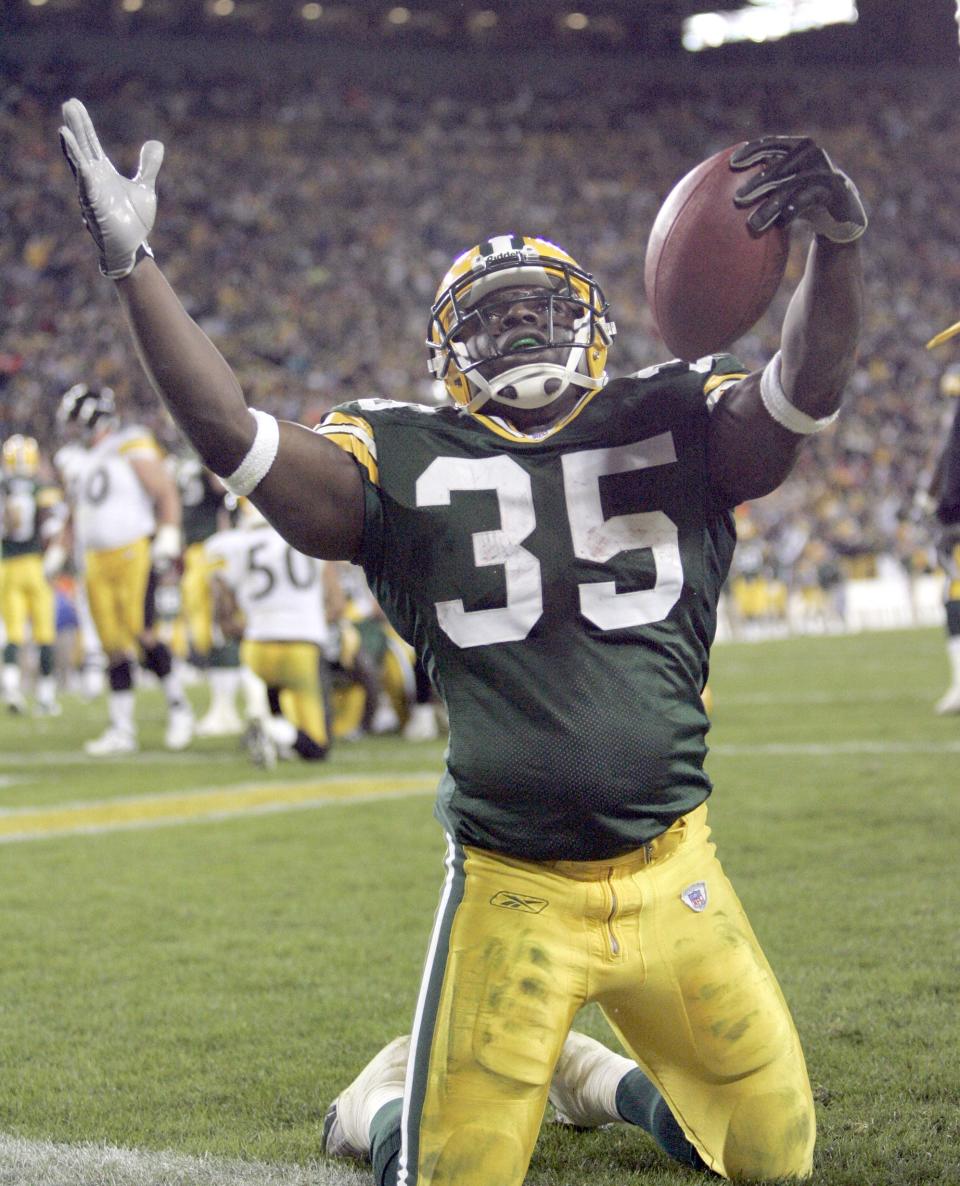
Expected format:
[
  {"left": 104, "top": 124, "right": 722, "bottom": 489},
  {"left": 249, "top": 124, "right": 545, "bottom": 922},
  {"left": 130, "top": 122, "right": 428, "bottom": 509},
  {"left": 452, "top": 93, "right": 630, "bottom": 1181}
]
[{"left": 317, "top": 356, "right": 745, "bottom": 861}]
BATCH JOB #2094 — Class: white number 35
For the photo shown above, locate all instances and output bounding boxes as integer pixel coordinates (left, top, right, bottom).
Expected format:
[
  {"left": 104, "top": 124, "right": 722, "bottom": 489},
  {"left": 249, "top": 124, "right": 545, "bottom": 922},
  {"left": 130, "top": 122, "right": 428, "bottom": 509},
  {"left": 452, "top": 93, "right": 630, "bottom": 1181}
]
[{"left": 415, "top": 432, "right": 682, "bottom": 648}]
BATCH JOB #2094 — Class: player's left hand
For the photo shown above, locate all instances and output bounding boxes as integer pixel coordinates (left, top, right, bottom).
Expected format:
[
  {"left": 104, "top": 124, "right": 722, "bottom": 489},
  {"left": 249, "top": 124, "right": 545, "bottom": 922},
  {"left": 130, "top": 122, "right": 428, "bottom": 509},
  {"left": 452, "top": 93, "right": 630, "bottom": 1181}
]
[
  {"left": 730, "top": 136, "right": 867, "bottom": 243},
  {"left": 59, "top": 98, "right": 164, "bottom": 279}
]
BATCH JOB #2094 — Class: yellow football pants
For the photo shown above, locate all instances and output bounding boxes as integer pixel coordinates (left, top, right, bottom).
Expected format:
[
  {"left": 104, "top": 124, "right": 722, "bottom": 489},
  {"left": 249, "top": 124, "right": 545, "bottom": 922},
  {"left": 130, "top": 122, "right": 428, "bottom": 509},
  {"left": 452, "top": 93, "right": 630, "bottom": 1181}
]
[
  {"left": 85, "top": 538, "right": 151, "bottom": 657},
  {"left": 240, "top": 639, "right": 328, "bottom": 748},
  {"left": 180, "top": 541, "right": 214, "bottom": 657},
  {"left": 0, "top": 553, "right": 56, "bottom": 646},
  {"left": 401, "top": 804, "right": 814, "bottom": 1184}
]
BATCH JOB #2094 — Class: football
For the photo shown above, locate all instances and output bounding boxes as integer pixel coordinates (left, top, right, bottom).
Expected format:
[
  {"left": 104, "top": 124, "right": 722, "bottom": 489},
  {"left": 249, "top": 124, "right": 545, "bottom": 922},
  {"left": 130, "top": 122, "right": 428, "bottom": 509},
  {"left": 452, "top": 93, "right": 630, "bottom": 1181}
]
[{"left": 644, "top": 143, "right": 790, "bottom": 361}]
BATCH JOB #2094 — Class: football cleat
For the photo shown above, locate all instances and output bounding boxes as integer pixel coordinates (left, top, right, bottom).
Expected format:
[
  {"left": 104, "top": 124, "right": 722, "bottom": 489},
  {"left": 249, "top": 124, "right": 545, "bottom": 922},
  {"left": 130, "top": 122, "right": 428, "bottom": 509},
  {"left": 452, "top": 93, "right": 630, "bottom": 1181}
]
[
  {"left": 934, "top": 685, "right": 960, "bottom": 715},
  {"left": 402, "top": 703, "right": 439, "bottom": 742},
  {"left": 322, "top": 1035, "right": 410, "bottom": 1161},
  {"left": 33, "top": 699, "right": 63, "bottom": 718},
  {"left": 549, "top": 1031, "right": 636, "bottom": 1129},
  {"left": 194, "top": 703, "right": 244, "bottom": 737},
  {"left": 369, "top": 695, "right": 400, "bottom": 736},
  {"left": 84, "top": 727, "right": 138, "bottom": 757},
  {"left": 244, "top": 719, "right": 277, "bottom": 769},
  {"left": 164, "top": 704, "right": 195, "bottom": 751}
]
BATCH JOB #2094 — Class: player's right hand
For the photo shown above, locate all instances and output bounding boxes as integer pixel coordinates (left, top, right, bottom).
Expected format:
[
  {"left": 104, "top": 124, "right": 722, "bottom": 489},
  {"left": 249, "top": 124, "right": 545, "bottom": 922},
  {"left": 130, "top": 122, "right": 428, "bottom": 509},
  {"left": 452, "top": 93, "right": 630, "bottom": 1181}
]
[
  {"left": 59, "top": 98, "right": 164, "bottom": 279},
  {"left": 730, "top": 136, "right": 867, "bottom": 244}
]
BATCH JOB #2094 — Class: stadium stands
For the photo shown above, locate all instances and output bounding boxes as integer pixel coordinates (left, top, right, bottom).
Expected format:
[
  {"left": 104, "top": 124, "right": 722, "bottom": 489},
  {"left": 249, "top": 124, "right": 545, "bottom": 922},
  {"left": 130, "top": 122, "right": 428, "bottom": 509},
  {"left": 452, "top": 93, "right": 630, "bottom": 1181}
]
[{"left": 1, "top": 45, "right": 956, "bottom": 623}]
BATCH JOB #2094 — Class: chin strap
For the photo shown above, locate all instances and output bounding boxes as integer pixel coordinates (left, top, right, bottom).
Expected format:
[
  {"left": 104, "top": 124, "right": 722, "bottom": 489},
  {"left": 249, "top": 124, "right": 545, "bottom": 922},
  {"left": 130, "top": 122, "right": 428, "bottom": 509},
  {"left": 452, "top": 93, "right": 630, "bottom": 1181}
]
[{"left": 463, "top": 346, "right": 603, "bottom": 414}]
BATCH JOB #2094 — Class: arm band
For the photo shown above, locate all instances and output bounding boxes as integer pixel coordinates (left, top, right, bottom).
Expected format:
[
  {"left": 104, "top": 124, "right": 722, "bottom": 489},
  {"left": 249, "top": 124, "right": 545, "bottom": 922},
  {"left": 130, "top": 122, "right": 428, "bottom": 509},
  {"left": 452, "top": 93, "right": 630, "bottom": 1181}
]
[
  {"left": 760, "top": 352, "right": 841, "bottom": 435},
  {"left": 222, "top": 409, "right": 280, "bottom": 497}
]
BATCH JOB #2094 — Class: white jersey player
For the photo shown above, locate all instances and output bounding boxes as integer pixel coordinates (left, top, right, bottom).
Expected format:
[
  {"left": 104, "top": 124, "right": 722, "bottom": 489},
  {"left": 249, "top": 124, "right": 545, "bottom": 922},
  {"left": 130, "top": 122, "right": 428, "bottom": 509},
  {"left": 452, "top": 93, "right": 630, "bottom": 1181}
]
[
  {"left": 206, "top": 507, "right": 331, "bottom": 766},
  {"left": 54, "top": 385, "right": 193, "bottom": 755}
]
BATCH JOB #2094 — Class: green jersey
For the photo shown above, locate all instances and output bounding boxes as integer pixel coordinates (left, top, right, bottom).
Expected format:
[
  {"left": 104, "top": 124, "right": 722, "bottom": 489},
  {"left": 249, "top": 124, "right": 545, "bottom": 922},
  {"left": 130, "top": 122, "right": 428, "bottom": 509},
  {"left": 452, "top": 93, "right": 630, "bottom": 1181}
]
[
  {"left": 318, "top": 356, "right": 745, "bottom": 860},
  {"left": 1, "top": 475, "right": 60, "bottom": 559},
  {"left": 177, "top": 457, "right": 227, "bottom": 547}
]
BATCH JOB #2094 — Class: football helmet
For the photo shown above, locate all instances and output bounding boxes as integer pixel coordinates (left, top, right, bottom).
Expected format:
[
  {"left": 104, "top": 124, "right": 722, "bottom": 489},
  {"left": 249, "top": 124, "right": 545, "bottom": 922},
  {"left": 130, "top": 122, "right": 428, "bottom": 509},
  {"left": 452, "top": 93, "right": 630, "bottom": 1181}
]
[
  {"left": 1, "top": 434, "right": 40, "bottom": 476},
  {"left": 427, "top": 234, "right": 616, "bottom": 413},
  {"left": 941, "top": 364, "right": 960, "bottom": 398},
  {"left": 57, "top": 383, "right": 117, "bottom": 432}
]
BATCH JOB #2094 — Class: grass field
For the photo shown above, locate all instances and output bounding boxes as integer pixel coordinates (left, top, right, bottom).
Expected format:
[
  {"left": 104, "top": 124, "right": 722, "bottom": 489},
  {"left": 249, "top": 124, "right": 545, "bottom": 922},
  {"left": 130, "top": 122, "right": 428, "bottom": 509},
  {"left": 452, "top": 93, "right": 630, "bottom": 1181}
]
[{"left": 0, "top": 625, "right": 958, "bottom": 1185}]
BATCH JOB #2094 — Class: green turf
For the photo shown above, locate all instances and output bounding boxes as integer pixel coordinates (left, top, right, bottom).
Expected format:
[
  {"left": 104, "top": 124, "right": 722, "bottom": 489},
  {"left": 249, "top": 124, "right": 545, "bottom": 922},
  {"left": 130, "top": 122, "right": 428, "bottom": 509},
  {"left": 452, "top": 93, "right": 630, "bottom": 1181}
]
[{"left": 0, "top": 626, "right": 958, "bottom": 1183}]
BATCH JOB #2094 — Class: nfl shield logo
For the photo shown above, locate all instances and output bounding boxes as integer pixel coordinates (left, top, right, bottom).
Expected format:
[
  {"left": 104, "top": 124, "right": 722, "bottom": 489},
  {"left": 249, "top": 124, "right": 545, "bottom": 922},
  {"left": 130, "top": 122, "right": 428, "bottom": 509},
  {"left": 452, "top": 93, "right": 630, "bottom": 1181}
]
[{"left": 681, "top": 881, "right": 708, "bottom": 912}]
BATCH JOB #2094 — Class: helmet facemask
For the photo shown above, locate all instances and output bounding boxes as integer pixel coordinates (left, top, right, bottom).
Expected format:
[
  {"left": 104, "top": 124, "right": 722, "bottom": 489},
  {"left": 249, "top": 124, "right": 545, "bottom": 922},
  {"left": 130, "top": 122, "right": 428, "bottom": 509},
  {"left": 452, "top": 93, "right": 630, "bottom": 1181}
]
[{"left": 428, "top": 238, "right": 616, "bottom": 415}]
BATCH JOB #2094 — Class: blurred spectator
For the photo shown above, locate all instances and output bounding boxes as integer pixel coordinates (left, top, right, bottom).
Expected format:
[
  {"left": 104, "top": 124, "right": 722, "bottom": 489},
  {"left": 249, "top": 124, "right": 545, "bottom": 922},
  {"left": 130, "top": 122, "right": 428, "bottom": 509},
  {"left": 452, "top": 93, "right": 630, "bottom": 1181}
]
[{"left": 2, "top": 60, "right": 956, "bottom": 604}]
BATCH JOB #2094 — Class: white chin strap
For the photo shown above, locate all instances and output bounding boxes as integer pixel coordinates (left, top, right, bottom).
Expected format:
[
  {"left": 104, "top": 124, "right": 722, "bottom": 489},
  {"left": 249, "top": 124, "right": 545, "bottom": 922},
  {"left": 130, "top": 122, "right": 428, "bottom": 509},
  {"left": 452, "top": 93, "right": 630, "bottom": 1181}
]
[{"left": 464, "top": 346, "right": 602, "bottom": 414}]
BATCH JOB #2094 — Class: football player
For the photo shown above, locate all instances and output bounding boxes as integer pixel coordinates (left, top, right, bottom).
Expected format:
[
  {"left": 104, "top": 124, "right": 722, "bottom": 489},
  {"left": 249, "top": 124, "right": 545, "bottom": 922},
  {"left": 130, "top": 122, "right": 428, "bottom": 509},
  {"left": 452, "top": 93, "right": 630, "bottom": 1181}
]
[
  {"left": 0, "top": 434, "right": 63, "bottom": 715},
  {"left": 54, "top": 383, "right": 194, "bottom": 755},
  {"left": 924, "top": 324, "right": 960, "bottom": 713},
  {"left": 60, "top": 101, "right": 865, "bottom": 1184},
  {"left": 175, "top": 453, "right": 245, "bottom": 735},
  {"left": 205, "top": 502, "right": 332, "bottom": 767}
]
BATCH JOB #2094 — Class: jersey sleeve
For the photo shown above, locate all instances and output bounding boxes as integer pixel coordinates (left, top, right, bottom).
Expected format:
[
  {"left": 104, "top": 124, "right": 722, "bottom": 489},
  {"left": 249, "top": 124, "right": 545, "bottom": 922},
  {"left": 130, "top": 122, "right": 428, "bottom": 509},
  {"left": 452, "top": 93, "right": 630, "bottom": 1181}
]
[
  {"left": 313, "top": 403, "right": 386, "bottom": 574},
  {"left": 703, "top": 353, "right": 750, "bottom": 410},
  {"left": 117, "top": 426, "right": 162, "bottom": 461}
]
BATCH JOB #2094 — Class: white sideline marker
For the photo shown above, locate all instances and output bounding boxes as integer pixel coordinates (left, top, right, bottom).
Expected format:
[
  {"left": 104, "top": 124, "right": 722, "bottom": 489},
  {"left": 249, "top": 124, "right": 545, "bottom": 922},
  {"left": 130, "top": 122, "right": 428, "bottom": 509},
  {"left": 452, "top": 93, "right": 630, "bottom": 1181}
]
[{"left": 0, "top": 1133, "right": 369, "bottom": 1186}]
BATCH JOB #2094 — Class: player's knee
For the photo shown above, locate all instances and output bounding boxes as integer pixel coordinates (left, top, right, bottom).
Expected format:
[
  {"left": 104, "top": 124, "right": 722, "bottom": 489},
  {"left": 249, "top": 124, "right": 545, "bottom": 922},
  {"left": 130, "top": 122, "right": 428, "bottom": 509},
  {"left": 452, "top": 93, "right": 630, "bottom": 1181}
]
[
  {"left": 141, "top": 641, "right": 172, "bottom": 679},
  {"left": 426, "top": 1124, "right": 526, "bottom": 1185},
  {"left": 108, "top": 658, "right": 134, "bottom": 692},
  {"left": 722, "top": 1088, "right": 814, "bottom": 1180}
]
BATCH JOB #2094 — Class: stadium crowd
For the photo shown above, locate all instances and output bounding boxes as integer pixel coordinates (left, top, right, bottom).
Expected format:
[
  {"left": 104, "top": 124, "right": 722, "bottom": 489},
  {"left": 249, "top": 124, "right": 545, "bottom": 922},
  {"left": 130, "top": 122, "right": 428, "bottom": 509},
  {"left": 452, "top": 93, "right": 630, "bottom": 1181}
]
[{"left": 1, "top": 57, "right": 957, "bottom": 606}]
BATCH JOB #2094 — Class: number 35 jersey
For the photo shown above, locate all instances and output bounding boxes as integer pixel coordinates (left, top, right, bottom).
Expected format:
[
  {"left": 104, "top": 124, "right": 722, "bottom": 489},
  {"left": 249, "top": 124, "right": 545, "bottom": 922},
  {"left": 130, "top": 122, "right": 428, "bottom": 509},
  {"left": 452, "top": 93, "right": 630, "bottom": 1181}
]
[{"left": 318, "top": 356, "right": 745, "bottom": 860}]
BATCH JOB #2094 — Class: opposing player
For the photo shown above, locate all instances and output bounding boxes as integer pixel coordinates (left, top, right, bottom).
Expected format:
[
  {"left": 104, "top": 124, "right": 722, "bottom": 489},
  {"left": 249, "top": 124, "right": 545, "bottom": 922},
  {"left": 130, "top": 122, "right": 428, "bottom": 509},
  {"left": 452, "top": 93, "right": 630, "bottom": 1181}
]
[
  {"left": 205, "top": 502, "right": 332, "bottom": 767},
  {"left": 54, "top": 383, "right": 194, "bottom": 754},
  {"left": 0, "top": 434, "right": 63, "bottom": 715},
  {"left": 59, "top": 99, "right": 865, "bottom": 1183}
]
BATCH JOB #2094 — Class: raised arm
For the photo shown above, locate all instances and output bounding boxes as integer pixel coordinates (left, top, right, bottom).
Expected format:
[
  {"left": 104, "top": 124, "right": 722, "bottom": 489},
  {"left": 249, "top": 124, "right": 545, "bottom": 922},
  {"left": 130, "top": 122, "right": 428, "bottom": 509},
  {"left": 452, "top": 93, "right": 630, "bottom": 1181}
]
[
  {"left": 58, "top": 99, "right": 363, "bottom": 560},
  {"left": 707, "top": 137, "right": 866, "bottom": 506}
]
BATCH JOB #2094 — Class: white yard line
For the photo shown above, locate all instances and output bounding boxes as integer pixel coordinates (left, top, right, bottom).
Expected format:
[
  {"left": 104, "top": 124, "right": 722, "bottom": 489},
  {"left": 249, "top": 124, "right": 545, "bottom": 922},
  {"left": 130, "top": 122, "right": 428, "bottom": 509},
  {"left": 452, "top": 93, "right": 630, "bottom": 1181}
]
[
  {"left": 0, "top": 1134, "right": 369, "bottom": 1186},
  {"left": 710, "top": 739, "right": 960, "bottom": 755}
]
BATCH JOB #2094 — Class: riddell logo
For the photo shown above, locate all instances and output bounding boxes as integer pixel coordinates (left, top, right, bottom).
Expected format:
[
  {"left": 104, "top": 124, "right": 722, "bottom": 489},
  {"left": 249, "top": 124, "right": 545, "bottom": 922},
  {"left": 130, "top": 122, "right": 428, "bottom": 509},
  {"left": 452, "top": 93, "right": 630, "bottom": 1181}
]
[{"left": 490, "top": 891, "right": 549, "bottom": 914}]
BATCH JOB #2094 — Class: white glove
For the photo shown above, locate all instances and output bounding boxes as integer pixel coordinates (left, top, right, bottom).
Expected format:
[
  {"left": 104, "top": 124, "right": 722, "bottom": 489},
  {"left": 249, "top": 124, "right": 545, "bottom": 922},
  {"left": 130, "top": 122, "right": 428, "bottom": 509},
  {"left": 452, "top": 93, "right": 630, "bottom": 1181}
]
[
  {"left": 151, "top": 524, "right": 182, "bottom": 571},
  {"left": 59, "top": 98, "right": 164, "bottom": 279},
  {"left": 43, "top": 543, "right": 67, "bottom": 582}
]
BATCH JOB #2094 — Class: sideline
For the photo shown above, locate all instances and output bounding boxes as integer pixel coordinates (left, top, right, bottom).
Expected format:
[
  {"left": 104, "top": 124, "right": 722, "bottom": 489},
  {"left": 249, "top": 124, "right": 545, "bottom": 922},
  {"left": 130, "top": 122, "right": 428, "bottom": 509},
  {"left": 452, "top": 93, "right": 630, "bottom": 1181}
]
[{"left": 0, "top": 1133, "right": 368, "bottom": 1186}]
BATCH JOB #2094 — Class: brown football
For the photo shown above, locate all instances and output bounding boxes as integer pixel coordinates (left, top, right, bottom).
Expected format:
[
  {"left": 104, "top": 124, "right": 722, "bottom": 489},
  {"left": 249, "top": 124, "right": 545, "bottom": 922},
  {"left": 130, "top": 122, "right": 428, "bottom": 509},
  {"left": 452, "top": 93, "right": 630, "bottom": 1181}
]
[{"left": 644, "top": 143, "right": 790, "bottom": 361}]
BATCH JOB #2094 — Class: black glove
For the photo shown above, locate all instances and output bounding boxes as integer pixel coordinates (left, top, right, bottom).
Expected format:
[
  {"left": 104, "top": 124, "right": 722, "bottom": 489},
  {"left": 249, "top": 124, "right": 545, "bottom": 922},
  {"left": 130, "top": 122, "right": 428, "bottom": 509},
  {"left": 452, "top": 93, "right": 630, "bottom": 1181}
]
[{"left": 730, "top": 136, "right": 867, "bottom": 243}]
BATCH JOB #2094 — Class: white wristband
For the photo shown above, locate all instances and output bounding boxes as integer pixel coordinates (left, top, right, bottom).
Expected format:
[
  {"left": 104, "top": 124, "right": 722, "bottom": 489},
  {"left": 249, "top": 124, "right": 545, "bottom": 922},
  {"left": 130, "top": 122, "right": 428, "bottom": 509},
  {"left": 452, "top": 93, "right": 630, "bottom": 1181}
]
[
  {"left": 760, "top": 353, "right": 841, "bottom": 435},
  {"left": 222, "top": 409, "right": 280, "bottom": 497}
]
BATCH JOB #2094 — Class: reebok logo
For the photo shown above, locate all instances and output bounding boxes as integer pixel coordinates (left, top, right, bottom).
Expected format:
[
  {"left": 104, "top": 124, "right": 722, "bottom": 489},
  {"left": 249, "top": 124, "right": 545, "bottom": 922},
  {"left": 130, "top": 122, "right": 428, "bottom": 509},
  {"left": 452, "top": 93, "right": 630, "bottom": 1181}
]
[{"left": 490, "top": 891, "right": 549, "bottom": 914}]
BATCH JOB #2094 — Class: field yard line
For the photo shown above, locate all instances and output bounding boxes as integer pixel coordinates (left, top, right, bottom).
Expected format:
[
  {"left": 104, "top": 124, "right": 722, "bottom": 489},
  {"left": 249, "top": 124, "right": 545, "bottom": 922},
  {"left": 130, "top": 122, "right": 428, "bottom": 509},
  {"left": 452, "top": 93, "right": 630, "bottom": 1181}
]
[
  {"left": 715, "top": 688, "right": 931, "bottom": 704},
  {"left": 0, "top": 1133, "right": 368, "bottom": 1186},
  {"left": 0, "top": 775, "right": 437, "bottom": 844},
  {"left": 711, "top": 739, "right": 960, "bottom": 755}
]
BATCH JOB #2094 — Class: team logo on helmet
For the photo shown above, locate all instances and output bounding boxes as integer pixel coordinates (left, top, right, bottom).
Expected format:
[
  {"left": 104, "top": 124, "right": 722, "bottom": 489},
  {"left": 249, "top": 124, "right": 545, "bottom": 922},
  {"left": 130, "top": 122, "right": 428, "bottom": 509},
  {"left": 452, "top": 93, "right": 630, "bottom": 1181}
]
[{"left": 427, "top": 234, "right": 616, "bottom": 415}]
